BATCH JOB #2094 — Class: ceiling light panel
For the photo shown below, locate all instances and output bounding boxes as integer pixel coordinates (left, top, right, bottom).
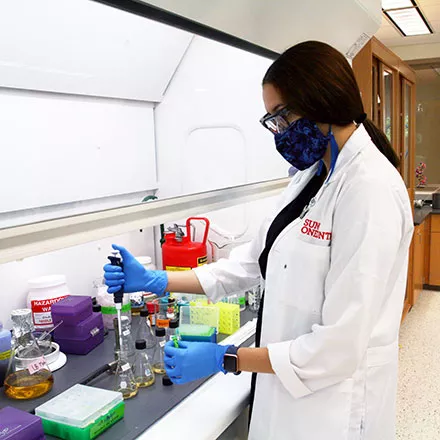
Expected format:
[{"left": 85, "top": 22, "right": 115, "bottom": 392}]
[
  {"left": 387, "top": 8, "right": 431, "bottom": 35},
  {"left": 382, "top": 0, "right": 414, "bottom": 9}
]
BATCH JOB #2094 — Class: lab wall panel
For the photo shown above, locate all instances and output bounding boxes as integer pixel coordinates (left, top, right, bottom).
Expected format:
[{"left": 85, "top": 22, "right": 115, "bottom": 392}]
[
  {"left": 0, "top": 88, "right": 157, "bottom": 214},
  {"left": 0, "top": 229, "right": 156, "bottom": 328},
  {"left": 0, "top": 0, "right": 192, "bottom": 101}
]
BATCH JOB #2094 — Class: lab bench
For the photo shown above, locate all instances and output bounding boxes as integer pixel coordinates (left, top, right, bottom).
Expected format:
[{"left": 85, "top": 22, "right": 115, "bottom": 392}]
[{"left": 0, "top": 310, "right": 257, "bottom": 440}]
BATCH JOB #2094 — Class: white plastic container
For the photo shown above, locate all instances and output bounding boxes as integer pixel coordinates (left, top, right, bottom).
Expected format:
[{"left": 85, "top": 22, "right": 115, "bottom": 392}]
[
  {"left": 96, "top": 283, "right": 131, "bottom": 331},
  {"left": 130, "top": 256, "right": 157, "bottom": 315},
  {"left": 27, "top": 275, "right": 71, "bottom": 330},
  {"left": 136, "top": 256, "right": 156, "bottom": 271}
]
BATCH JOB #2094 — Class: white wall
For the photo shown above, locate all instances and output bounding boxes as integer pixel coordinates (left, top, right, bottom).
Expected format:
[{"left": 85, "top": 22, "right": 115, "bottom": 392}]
[{"left": 141, "top": 0, "right": 381, "bottom": 55}]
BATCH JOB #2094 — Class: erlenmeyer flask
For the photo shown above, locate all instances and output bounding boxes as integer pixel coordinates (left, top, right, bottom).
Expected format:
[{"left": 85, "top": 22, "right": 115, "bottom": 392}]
[
  {"left": 114, "top": 353, "right": 138, "bottom": 400},
  {"left": 134, "top": 340, "right": 155, "bottom": 388},
  {"left": 136, "top": 310, "right": 156, "bottom": 349},
  {"left": 114, "top": 315, "right": 136, "bottom": 368},
  {"left": 4, "top": 309, "right": 54, "bottom": 400},
  {"left": 152, "top": 327, "right": 166, "bottom": 375}
]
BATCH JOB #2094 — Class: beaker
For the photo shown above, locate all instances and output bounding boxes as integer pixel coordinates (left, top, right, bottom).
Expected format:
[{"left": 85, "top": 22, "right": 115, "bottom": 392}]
[
  {"left": 134, "top": 340, "right": 155, "bottom": 388},
  {"left": 152, "top": 327, "right": 166, "bottom": 375},
  {"left": 136, "top": 310, "right": 156, "bottom": 349},
  {"left": 114, "top": 356, "right": 138, "bottom": 400},
  {"left": 4, "top": 309, "right": 54, "bottom": 400},
  {"left": 114, "top": 315, "right": 136, "bottom": 368}
]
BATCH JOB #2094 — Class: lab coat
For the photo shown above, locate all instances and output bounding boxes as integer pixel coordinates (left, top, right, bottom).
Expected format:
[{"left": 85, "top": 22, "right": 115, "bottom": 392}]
[{"left": 194, "top": 125, "right": 414, "bottom": 440}]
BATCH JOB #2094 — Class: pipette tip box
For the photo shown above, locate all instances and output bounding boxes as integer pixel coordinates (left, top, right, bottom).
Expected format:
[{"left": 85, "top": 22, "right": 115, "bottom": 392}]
[
  {"left": 0, "top": 406, "right": 45, "bottom": 440},
  {"left": 53, "top": 312, "right": 104, "bottom": 355},
  {"left": 51, "top": 295, "right": 93, "bottom": 326},
  {"left": 35, "top": 384, "right": 124, "bottom": 440}
]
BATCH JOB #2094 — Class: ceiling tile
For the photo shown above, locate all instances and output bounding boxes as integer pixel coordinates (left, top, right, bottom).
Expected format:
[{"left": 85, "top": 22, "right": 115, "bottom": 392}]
[{"left": 418, "top": 0, "right": 440, "bottom": 6}]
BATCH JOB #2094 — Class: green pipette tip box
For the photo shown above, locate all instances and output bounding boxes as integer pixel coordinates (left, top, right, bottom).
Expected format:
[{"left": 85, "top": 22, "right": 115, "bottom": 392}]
[
  {"left": 179, "top": 324, "right": 217, "bottom": 343},
  {"left": 40, "top": 402, "right": 124, "bottom": 440},
  {"left": 35, "top": 384, "right": 125, "bottom": 440}
]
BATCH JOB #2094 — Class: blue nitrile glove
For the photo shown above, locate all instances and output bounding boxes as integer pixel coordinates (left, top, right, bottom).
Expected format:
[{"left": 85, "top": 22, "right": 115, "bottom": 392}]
[
  {"left": 103, "top": 244, "right": 168, "bottom": 295},
  {"left": 164, "top": 340, "right": 230, "bottom": 384}
]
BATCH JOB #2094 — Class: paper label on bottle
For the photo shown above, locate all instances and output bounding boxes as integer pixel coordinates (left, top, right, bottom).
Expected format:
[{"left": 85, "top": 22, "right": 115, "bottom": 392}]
[
  {"left": 31, "top": 295, "right": 69, "bottom": 327},
  {"left": 0, "top": 350, "right": 11, "bottom": 361},
  {"left": 122, "top": 330, "right": 130, "bottom": 337},
  {"left": 159, "top": 340, "right": 166, "bottom": 348},
  {"left": 120, "top": 381, "right": 127, "bottom": 389},
  {"left": 121, "top": 363, "right": 131, "bottom": 372},
  {"left": 27, "top": 357, "right": 48, "bottom": 375}
]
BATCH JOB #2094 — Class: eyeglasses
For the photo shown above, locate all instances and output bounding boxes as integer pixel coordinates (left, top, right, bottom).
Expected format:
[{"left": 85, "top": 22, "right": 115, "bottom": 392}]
[{"left": 259, "top": 106, "right": 292, "bottom": 134}]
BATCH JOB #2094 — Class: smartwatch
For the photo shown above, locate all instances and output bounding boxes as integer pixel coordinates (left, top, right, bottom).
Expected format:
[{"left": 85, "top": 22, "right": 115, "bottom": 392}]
[{"left": 223, "top": 345, "right": 241, "bottom": 375}]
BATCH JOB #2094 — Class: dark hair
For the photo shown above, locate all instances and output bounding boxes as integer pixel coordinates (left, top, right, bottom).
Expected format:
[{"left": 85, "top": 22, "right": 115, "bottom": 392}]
[
  {"left": 363, "top": 119, "right": 400, "bottom": 168},
  {"left": 263, "top": 41, "right": 400, "bottom": 168}
]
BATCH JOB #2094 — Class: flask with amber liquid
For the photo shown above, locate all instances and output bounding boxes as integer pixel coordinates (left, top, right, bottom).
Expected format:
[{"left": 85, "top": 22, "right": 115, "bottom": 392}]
[{"left": 4, "top": 309, "right": 54, "bottom": 400}]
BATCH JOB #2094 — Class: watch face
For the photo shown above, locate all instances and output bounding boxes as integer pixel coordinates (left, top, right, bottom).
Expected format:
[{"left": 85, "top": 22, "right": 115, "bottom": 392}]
[{"left": 224, "top": 354, "right": 238, "bottom": 373}]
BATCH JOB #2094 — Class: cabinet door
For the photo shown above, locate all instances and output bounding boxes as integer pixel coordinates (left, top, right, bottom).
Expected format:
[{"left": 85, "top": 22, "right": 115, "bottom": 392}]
[
  {"left": 413, "top": 225, "right": 424, "bottom": 305},
  {"left": 372, "top": 58, "right": 380, "bottom": 126},
  {"left": 429, "top": 232, "right": 440, "bottom": 286},
  {"left": 401, "top": 79, "right": 415, "bottom": 189},
  {"left": 424, "top": 216, "right": 431, "bottom": 285},
  {"left": 381, "top": 65, "right": 394, "bottom": 143}
]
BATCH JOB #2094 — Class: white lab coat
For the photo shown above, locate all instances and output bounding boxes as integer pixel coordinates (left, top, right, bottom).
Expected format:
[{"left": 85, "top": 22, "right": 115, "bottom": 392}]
[{"left": 194, "top": 125, "right": 413, "bottom": 440}]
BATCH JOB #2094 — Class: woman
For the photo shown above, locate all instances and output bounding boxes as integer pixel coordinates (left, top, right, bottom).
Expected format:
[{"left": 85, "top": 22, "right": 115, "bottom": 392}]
[{"left": 104, "top": 41, "right": 413, "bottom": 439}]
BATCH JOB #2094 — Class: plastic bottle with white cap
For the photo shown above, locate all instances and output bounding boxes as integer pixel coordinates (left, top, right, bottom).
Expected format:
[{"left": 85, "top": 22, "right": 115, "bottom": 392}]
[
  {"left": 27, "top": 275, "right": 71, "bottom": 331},
  {"left": 130, "top": 256, "right": 156, "bottom": 315}
]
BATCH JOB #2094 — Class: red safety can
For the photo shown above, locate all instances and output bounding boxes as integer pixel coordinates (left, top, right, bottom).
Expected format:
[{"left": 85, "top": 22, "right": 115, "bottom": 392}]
[{"left": 162, "top": 217, "right": 210, "bottom": 271}]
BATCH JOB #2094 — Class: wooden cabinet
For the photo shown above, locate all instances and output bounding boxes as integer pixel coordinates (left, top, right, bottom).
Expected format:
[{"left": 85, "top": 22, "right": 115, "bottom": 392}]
[
  {"left": 413, "top": 224, "right": 424, "bottom": 305},
  {"left": 429, "top": 233, "right": 440, "bottom": 285},
  {"left": 424, "top": 215, "right": 431, "bottom": 285},
  {"left": 429, "top": 215, "right": 440, "bottom": 286}
]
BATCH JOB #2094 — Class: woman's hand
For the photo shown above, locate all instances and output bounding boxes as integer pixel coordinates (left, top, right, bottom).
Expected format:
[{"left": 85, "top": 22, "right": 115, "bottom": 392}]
[
  {"left": 164, "top": 340, "right": 230, "bottom": 384},
  {"left": 103, "top": 244, "right": 168, "bottom": 295}
]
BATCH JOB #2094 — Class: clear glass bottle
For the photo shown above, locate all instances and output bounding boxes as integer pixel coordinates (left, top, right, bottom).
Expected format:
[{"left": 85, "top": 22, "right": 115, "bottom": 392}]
[
  {"left": 152, "top": 327, "right": 166, "bottom": 375},
  {"left": 136, "top": 310, "right": 156, "bottom": 349},
  {"left": 114, "top": 354, "right": 138, "bottom": 400},
  {"left": 166, "top": 319, "right": 179, "bottom": 342},
  {"left": 114, "top": 316, "right": 136, "bottom": 369},
  {"left": 4, "top": 309, "right": 54, "bottom": 400},
  {"left": 134, "top": 340, "right": 155, "bottom": 388}
]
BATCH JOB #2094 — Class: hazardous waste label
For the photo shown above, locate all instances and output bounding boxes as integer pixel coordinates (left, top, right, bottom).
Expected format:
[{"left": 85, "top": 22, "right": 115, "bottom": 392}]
[{"left": 31, "top": 295, "right": 68, "bottom": 326}]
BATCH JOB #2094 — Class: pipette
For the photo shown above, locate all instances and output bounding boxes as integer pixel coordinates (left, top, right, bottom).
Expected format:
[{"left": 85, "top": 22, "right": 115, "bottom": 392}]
[{"left": 108, "top": 250, "right": 124, "bottom": 355}]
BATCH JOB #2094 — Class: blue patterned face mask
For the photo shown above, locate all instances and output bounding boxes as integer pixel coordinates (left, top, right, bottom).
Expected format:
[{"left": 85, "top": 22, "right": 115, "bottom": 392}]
[{"left": 274, "top": 118, "right": 332, "bottom": 171}]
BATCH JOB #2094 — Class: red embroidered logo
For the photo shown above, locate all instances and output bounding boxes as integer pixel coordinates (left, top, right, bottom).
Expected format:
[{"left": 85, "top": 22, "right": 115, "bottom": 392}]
[{"left": 301, "top": 219, "right": 332, "bottom": 240}]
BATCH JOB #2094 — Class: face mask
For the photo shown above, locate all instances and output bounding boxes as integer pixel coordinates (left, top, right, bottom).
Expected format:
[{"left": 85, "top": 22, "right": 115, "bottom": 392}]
[{"left": 274, "top": 118, "right": 331, "bottom": 171}]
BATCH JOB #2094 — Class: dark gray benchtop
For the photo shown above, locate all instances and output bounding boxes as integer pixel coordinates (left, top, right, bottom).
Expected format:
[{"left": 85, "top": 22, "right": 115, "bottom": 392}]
[
  {"left": 414, "top": 206, "right": 440, "bottom": 226},
  {"left": 0, "top": 310, "right": 257, "bottom": 439}
]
